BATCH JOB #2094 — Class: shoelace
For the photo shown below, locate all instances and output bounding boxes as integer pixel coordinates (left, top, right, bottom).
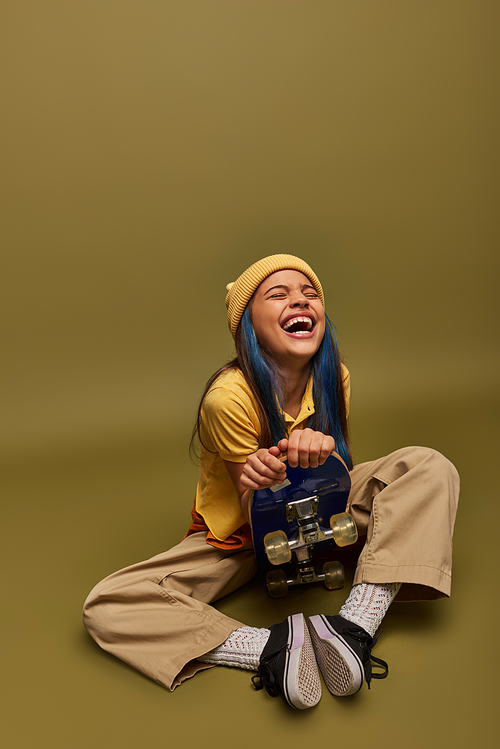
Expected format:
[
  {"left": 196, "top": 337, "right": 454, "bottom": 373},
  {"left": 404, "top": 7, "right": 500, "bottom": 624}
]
[
  {"left": 251, "top": 644, "right": 288, "bottom": 697},
  {"left": 344, "top": 627, "right": 389, "bottom": 688}
]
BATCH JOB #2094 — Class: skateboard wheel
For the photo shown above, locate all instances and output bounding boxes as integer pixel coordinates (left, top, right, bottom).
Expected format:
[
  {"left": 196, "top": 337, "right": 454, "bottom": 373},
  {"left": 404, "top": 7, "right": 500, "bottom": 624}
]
[
  {"left": 330, "top": 512, "right": 358, "bottom": 547},
  {"left": 266, "top": 569, "right": 288, "bottom": 598},
  {"left": 323, "top": 560, "right": 345, "bottom": 590},
  {"left": 263, "top": 530, "right": 292, "bottom": 565}
]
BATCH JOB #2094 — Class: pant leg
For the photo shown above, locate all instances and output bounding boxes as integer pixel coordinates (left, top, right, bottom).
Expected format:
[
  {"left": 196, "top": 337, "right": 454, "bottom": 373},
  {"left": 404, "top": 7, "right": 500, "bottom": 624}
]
[
  {"left": 346, "top": 446, "right": 460, "bottom": 601},
  {"left": 82, "top": 531, "right": 257, "bottom": 690}
]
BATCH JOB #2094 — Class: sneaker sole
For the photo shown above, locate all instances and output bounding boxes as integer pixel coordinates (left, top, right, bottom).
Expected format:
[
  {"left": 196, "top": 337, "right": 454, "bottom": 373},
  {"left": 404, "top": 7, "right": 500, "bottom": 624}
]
[
  {"left": 308, "top": 614, "right": 364, "bottom": 697},
  {"left": 284, "top": 614, "right": 322, "bottom": 709}
]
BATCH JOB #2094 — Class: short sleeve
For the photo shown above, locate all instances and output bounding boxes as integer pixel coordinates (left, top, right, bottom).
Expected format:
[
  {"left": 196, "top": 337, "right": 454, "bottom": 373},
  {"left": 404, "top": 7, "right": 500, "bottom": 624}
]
[{"left": 200, "top": 385, "right": 260, "bottom": 462}]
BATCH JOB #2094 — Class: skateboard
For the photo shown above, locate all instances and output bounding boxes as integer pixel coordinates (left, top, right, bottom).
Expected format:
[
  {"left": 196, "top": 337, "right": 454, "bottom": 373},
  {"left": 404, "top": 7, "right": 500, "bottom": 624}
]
[{"left": 250, "top": 453, "right": 357, "bottom": 598}]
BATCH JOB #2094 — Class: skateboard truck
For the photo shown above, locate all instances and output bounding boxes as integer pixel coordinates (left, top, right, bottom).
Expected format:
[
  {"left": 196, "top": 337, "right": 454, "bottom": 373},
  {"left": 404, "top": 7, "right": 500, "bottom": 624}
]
[
  {"left": 263, "top": 497, "right": 358, "bottom": 597},
  {"left": 286, "top": 495, "right": 331, "bottom": 545},
  {"left": 251, "top": 455, "right": 357, "bottom": 598}
]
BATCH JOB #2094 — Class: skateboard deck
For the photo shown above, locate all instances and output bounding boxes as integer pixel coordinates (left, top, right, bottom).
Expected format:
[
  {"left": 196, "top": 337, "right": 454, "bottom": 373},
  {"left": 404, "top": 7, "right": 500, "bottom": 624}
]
[{"left": 250, "top": 453, "right": 355, "bottom": 596}]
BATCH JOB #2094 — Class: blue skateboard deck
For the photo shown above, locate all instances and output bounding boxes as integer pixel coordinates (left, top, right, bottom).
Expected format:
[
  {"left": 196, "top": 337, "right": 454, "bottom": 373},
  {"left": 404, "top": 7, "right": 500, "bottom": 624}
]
[{"left": 250, "top": 454, "right": 355, "bottom": 595}]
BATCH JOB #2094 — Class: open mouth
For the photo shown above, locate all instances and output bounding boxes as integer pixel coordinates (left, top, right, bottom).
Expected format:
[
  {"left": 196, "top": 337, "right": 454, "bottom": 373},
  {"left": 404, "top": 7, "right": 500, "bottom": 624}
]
[{"left": 281, "top": 316, "right": 315, "bottom": 336}]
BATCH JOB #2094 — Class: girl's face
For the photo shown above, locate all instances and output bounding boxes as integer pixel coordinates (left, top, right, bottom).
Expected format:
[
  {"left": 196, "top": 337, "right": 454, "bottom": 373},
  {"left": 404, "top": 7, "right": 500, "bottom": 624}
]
[{"left": 250, "top": 269, "right": 325, "bottom": 369}]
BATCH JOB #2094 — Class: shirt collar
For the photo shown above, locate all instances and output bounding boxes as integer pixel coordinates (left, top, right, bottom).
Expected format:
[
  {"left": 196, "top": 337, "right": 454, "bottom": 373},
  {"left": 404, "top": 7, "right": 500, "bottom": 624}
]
[{"left": 281, "top": 375, "right": 315, "bottom": 428}]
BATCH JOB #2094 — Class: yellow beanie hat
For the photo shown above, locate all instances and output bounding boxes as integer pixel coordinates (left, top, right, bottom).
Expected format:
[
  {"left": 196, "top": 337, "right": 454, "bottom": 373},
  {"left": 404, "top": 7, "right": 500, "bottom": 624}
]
[{"left": 225, "top": 254, "right": 324, "bottom": 338}]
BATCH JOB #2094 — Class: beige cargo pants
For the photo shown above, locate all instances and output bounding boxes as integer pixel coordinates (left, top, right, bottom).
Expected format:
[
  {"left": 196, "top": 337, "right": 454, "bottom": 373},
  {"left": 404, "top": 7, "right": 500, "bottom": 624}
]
[{"left": 83, "top": 446, "right": 460, "bottom": 690}]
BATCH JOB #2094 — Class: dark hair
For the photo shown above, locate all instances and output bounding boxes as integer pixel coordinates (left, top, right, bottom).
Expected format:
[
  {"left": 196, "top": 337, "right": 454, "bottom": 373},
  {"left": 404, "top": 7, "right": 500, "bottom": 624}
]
[{"left": 190, "top": 309, "right": 352, "bottom": 468}]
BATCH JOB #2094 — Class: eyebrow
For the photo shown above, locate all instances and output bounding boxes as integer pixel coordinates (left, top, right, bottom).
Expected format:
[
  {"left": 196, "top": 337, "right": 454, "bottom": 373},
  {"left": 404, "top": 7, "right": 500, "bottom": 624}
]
[{"left": 263, "top": 283, "right": 316, "bottom": 296}]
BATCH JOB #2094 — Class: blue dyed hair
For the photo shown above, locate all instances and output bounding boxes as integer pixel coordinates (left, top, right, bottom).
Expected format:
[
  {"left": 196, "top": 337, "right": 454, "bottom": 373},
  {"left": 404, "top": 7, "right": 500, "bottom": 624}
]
[
  {"left": 238, "top": 308, "right": 352, "bottom": 469},
  {"left": 309, "top": 314, "right": 352, "bottom": 469}
]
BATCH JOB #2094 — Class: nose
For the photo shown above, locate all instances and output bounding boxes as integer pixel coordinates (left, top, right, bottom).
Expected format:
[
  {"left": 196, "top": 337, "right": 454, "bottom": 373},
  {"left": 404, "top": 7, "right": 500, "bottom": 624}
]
[{"left": 290, "top": 290, "right": 310, "bottom": 308}]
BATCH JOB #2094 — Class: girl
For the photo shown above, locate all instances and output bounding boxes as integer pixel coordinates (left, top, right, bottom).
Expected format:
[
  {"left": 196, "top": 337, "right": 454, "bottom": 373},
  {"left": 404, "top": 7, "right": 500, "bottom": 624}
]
[{"left": 83, "top": 254, "right": 460, "bottom": 710}]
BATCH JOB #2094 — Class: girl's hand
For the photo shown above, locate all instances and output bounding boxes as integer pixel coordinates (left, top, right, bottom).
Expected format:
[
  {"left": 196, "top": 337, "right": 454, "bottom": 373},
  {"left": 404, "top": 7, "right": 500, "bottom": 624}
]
[
  {"left": 224, "top": 447, "right": 287, "bottom": 524},
  {"left": 240, "top": 446, "right": 287, "bottom": 490},
  {"left": 277, "top": 428, "right": 335, "bottom": 469}
]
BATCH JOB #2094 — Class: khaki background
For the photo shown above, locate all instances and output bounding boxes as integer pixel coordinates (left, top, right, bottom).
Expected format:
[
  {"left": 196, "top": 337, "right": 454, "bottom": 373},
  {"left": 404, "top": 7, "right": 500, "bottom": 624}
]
[{"left": 1, "top": 1, "right": 498, "bottom": 747}]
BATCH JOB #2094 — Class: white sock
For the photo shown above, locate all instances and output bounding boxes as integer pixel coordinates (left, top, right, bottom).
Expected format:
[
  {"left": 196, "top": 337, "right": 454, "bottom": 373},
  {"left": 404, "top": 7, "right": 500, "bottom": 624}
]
[
  {"left": 198, "top": 626, "right": 271, "bottom": 671},
  {"left": 339, "top": 582, "right": 402, "bottom": 637}
]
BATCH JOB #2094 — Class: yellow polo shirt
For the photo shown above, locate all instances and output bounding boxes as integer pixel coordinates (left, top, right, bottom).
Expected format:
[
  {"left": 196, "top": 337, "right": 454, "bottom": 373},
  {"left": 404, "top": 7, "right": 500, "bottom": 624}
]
[{"left": 195, "top": 365, "right": 350, "bottom": 542}]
